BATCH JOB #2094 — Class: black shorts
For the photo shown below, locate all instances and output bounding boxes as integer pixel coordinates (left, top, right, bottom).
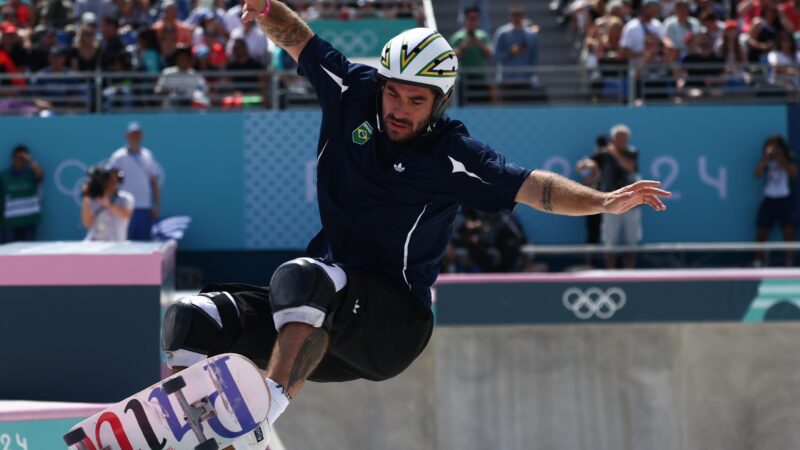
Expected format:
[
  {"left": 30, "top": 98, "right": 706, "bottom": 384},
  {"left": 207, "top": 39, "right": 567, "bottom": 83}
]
[
  {"left": 198, "top": 267, "right": 434, "bottom": 383},
  {"left": 757, "top": 196, "right": 797, "bottom": 229}
]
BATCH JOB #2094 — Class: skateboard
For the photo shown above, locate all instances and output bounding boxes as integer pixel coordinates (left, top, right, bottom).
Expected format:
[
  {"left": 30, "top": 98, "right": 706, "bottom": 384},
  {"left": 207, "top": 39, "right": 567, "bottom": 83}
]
[{"left": 63, "top": 353, "right": 271, "bottom": 450}]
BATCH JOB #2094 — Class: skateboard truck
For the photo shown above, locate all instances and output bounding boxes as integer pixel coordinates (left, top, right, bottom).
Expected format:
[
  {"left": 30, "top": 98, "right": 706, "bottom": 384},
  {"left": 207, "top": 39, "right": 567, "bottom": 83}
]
[{"left": 163, "top": 376, "right": 220, "bottom": 450}]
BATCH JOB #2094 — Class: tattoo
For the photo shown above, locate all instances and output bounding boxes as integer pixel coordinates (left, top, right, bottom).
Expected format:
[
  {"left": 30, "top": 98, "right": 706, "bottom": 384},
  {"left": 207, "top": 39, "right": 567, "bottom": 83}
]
[
  {"left": 288, "top": 328, "right": 329, "bottom": 390},
  {"left": 263, "top": 2, "right": 312, "bottom": 48},
  {"left": 541, "top": 176, "right": 554, "bottom": 212}
]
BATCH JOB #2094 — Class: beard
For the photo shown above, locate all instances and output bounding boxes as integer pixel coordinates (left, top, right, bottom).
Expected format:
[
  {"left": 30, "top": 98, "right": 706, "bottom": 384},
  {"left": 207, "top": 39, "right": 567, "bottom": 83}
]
[{"left": 383, "top": 113, "right": 427, "bottom": 143}]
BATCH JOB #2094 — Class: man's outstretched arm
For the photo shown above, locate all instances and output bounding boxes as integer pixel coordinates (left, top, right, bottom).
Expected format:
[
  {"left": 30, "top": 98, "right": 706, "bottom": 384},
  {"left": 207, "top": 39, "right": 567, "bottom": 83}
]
[
  {"left": 242, "top": 0, "right": 313, "bottom": 63},
  {"left": 515, "top": 170, "right": 671, "bottom": 216}
]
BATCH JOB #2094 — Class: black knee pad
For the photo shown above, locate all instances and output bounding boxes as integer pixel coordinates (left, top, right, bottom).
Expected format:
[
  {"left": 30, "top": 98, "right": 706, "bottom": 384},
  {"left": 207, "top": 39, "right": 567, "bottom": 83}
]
[
  {"left": 269, "top": 260, "right": 338, "bottom": 315},
  {"left": 162, "top": 292, "right": 243, "bottom": 357}
]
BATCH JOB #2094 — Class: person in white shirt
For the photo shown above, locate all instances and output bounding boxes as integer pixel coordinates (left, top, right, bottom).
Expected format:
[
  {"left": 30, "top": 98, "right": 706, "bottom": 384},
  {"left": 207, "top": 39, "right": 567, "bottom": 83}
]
[
  {"left": 106, "top": 121, "right": 161, "bottom": 240},
  {"left": 154, "top": 45, "right": 209, "bottom": 108},
  {"left": 621, "top": 0, "right": 669, "bottom": 60},
  {"left": 766, "top": 31, "right": 800, "bottom": 89},
  {"left": 754, "top": 134, "right": 799, "bottom": 266},
  {"left": 81, "top": 167, "right": 134, "bottom": 241}
]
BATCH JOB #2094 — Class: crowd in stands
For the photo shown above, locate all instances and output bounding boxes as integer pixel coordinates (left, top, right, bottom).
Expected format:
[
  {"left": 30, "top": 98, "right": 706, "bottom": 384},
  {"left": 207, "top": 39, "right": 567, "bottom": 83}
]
[
  {"left": 0, "top": 0, "right": 424, "bottom": 112},
  {"left": 559, "top": 0, "right": 800, "bottom": 101}
]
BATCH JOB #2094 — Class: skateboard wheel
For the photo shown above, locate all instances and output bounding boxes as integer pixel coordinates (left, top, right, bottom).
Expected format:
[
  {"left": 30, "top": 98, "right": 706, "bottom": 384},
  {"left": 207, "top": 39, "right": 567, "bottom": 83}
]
[
  {"left": 63, "top": 427, "right": 87, "bottom": 446},
  {"left": 163, "top": 375, "right": 187, "bottom": 394},
  {"left": 194, "top": 438, "right": 219, "bottom": 450}
]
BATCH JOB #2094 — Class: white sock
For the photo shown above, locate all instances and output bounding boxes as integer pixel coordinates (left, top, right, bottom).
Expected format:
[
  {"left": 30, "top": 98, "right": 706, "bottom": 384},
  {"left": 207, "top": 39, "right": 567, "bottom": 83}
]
[{"left": 266, "top": 378, "right": 290, "bottom": 426}]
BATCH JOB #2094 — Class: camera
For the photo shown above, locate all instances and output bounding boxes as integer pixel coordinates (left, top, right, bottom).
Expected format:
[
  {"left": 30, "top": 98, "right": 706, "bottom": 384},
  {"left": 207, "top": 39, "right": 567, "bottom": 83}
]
[{"left": 85, "top": 166, "right": 124, "bottom": 199}]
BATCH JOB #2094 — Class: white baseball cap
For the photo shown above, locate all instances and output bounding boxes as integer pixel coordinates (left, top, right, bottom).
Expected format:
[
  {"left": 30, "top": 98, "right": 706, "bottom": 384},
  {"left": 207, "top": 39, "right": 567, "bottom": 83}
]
[{"left": 127, "top": 121, "right": 142, "bottom": 133}]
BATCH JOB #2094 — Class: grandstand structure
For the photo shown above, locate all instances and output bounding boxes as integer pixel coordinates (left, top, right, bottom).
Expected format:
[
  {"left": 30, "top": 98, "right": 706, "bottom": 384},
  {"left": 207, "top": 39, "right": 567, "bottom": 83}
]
[{"left": 0, "top": 0, "right": 799, "bottom": 113}]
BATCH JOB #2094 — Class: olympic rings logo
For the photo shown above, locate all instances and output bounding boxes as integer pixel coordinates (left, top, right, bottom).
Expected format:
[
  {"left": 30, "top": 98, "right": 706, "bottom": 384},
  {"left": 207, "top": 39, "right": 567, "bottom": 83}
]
[
  {"left": 562, "top": 287, "right": 626, "bottom": 320},
  {"left": 318, "top": 30, "right": 379, "bottom": 56}
]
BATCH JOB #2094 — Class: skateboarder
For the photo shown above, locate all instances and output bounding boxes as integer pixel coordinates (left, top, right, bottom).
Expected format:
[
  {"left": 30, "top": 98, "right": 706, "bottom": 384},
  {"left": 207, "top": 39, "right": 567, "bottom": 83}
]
[{"left": 162, "top": 1, "right": 671, "bottom": 446}]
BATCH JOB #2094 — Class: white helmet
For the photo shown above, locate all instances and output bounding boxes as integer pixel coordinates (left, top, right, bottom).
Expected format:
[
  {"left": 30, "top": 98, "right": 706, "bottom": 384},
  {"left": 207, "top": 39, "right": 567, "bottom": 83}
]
[{"left": 376, "top": 28, "right": 458, "bottom": 127}]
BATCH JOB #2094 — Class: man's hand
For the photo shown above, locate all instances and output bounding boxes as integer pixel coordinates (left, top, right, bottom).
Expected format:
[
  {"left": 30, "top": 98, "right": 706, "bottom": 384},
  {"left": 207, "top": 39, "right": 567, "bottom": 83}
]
[
  {"left": 602, "top": 180, "right": 670, "bottom": 214},
  {"left": 241, "top": 0, "right": 266, "bottom": 23}
]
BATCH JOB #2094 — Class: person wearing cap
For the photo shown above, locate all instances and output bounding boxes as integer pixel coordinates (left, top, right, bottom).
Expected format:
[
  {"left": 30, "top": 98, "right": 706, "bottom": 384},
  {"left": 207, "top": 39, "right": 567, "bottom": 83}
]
[
  {"left": 105, "top": 121, "right": 161, "bottom": 241},
  {"left": 158, "top": 1, "right": 671, "bottom": 446},
  {"left": 0, "top": 21, "right": 27, "bottom": 72},
  {"left": 621, "top": 0, "right": 670, "bottom": 61}
]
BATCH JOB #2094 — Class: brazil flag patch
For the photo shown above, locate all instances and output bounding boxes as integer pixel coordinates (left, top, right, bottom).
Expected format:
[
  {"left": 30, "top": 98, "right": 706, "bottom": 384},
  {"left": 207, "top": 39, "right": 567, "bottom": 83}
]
[{"left": 352, "top": 121, "right": 374, "bottom": 145}]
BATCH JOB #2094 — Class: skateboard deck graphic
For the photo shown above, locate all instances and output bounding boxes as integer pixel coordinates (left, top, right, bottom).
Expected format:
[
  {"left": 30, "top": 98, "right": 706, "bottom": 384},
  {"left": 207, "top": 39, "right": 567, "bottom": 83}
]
[{"left": 63, "top": 353, "right": 270, "bottom": 450}]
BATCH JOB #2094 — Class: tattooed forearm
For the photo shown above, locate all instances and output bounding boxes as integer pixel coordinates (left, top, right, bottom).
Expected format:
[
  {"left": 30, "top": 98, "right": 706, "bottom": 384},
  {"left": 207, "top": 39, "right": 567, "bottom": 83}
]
[
  {"left": 288, "top": 328, "right": 329, "bottom": 390},
  {"left": 541, "top": 175, "right": 554, "bottom": 212},
  {"left": 257, "top": 1, "right": 312, "bottom": 49}
]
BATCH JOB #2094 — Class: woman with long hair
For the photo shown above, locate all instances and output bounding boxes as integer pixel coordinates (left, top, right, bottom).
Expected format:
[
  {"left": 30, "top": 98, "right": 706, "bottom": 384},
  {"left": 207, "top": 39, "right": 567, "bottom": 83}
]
[{"left": 754, "top": 134, "right": 799, "bottom": 266}]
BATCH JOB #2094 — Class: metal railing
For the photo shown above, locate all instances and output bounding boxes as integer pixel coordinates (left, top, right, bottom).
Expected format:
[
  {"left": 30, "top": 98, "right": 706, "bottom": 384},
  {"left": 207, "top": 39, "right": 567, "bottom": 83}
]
[{"left": 0, "top": 61, "right": 797, "bottom": 115}]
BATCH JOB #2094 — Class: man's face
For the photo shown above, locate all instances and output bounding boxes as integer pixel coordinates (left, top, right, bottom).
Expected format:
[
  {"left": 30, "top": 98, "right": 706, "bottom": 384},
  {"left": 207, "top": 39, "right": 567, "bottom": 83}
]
[
  {"left": 12, "top": 150, "right": 27, "bottom": 170},
  {"left": 612, "top": 131, "right": 629, "bottom": 148},
  {"left": 465, "top": 11, "right": 480, "bottom": 31},
  {"left": 127, "top": 130, "right": 143, "bottom": 146},
  {"left": 510, "top": 8, "right": 525, "bottom": 26},
  {"left": 381, "top": 80, "right": 437, "bottom": 143}
]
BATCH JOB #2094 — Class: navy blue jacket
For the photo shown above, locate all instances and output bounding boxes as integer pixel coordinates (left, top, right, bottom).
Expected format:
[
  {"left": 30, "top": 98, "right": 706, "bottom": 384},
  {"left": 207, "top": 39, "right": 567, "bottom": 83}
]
[{"left": 298, "top": 35, "right": 531, "bottom": 303}]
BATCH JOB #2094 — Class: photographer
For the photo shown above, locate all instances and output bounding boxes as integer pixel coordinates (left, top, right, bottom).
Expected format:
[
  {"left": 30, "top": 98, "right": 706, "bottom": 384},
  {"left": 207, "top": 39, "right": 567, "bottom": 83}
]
[
  {"left": 753, "top": 134, "right": 798, "bottom": 266},
  {"left": 81, "top": 167, "right": 134, "bottom": 242},
  {"left": 1, "top": 145, "right": 45, "bottom": 243}
]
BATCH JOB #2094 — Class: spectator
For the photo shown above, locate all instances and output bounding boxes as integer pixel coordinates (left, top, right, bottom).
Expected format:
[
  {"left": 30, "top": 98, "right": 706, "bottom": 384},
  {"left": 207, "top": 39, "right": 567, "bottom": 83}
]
[
  {"left": 153, "top": 0, "right": 194, "bottom": 61},
  {"left": 4, "top": 0, "right": 35, "bottom": 28},
  {"left": 753, "top": 134, "right": 798, "bottom": 266},
  {"left": 747, "top": 4, "right": 786, "bottom": 63},
  {"left": 70, "top": 24, "right": 100, "bottom": 72},
  {"left": 27, "top": 26, "right": 58, "bottom": 72},
  {"left": 224, "top": 37, "right": 267, "bottom": 99},
  {"left": 0, "top": 21, "right": 27, "bottom": 71},
  {"left": 779, "top": 0, "right": 800, "bottom": 32},
  {"left": 621, "top": 0, "right": 667, "bottom": 61},
  {"left": 154, "top": 44, "right": 208, "bottom": 107},
  {"left": 32, "top": 46, "right": 89, "bottom": 106},
  {"left": 38, "top": 0, "right": 72, "bottom": 29},
  {"left": 225, "top": 12, "right": 269, "bottom": 65},
  {"left": 98, "top": 16, "right": 126, "bottom": 71},
  {"left": 680, "top": 32, "right": 724, "bottom": 95},
  {"left": 450, "top": 6, "right": 495, "bottom": 104},
  {"left": 81, "top": 166, "right": 134, "bottom": 241},
  {"left": 0, "top": 24, "right": 24, "bottom": 87},
  {"left": 716, "top": 20, "right": 749, "bottom": 89},
  {"left": 118, "top": 0, "right": 151, "bottom": 28},
  {"left": 0, "top": 145, "right": 44, "bottom": 243},
  {"left": 106, "top": 121, "right": 161, "bottom": 240},
  {"left": 493, "top": 4, "right": 539, "bottom": 83},
  {"left": 637, "top": 32, "right": 678, "bottom": 100},
  {"left": 590, "top": 124, "right": 641, "bottom": 268},
  {"left": 700, "top": 10, "right": 723, "bottom": 44},
  {"left": 767, "top": 30, "right": 800, "bottom": 91},
  {"left": 134, "top": 27, "right": 162, "bottom": 73},
  {"left": 663, "top": 0, "right": 701, "bottom": 57},
  {"left": 192, "top": 11, "right": 229, "bottom": 70},
  {"left": 223, "top": 0, "right": 244, "bottom": 31},
  {"left": 587, "top": 15, "right": 628, "bottom": 98}
]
